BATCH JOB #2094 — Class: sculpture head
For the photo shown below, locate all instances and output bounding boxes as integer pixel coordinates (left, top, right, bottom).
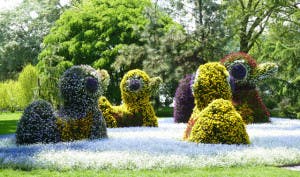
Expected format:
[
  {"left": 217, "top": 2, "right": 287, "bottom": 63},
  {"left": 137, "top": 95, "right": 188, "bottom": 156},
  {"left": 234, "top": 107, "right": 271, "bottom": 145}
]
[
  {"left": 120, "top": 69, "right": 161, "bottom": 105},
  {"left": 221, "top": 52, "right": 278, "bottom": 90},
  {"left": 192, "top": 62, "right": 232, "bottom": 110},
  {"left": 59, "top": 65, "right": 103, "bottom": 117}
]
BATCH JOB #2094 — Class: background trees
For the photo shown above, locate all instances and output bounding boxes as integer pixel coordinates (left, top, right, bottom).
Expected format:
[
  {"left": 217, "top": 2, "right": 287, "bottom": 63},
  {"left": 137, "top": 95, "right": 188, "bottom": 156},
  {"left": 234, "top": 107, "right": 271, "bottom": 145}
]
[
  {"left": 0, "top": 0, "right": 65, "bottom": 80},
  {"left": 0, "top": 0, "right": 299, "bottom": 118}
]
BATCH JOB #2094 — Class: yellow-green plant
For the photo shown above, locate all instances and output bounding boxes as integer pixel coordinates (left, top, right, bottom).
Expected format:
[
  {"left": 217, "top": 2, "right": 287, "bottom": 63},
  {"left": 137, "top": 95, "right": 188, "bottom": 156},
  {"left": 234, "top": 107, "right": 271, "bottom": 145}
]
[
  {"left": 189, "top": 99, "right": 250, "bottom": 144},
  {"left": 18, "top": 64, "right": 39, "bottom": 108},
  {"left": 99, "top": 69, "right": 161, "bottom": 127}
]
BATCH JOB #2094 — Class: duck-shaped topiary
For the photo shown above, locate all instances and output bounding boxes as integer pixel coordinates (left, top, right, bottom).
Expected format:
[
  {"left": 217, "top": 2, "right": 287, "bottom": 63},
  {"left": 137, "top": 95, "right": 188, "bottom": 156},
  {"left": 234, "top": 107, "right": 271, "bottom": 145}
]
[{"left": 99, "top": 69, "right": 161, "bottom": 127}]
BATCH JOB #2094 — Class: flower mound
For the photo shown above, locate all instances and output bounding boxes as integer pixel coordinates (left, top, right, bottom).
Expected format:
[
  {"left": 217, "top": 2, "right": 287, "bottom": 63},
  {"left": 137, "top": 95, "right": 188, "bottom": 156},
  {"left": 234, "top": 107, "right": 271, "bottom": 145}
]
[
  {"left": 189, "top": 99, "right": 250, "bottom": 144},
  {"left": 99, "top": 69, "right": 161, "bottom": 127},
  {"left": 57, "top": 65, "right": 107, "bottom": 140},
  {"left": 173, "top": 74, "right": 195, "bottom": 123},
  {"left": 221, "top": 52, "right": 278, "bottom": 123},
  {"left": 16, "top": 100, "right": 60, "bottom": 145}
]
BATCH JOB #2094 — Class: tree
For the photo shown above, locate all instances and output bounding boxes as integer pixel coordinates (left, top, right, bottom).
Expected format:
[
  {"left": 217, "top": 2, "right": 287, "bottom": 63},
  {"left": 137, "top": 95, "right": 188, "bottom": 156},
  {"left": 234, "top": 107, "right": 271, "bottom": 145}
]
[
  {"left": 38, "top": 0, "right": 178, "bottom": 104},
  {"left": 224, "top": 0, "right": 298, "bottom": 53},
  {"left": 252, "top": 4, "right": 300, "bottom": 118},
  {"left": 160, "top": 0, "right": 233, "bottom": 63},
  {"left": 0, "top": 0, "right": 65, "bottom": 80}
]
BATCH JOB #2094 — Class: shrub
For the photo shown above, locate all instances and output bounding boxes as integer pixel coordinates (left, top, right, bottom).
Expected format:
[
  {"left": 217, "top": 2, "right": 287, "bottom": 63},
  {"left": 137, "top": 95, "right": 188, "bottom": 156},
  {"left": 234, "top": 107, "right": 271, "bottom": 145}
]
[
  {"left": 189, "top": 99, "right": 250, "bottom": 144},
  {"left": 99, "top": 69, "right": 161, "bottom": 127},
  {"left": 173, "top": 74, "right": 195, "bottom": 123},
  {"left": 16, "top": 100, "right": 60, "bottom": 145},
  {"left": 18, "top": 64, "right": 39, "bottom": 109},
  {"left": 57, "top": 65, "right": 107, "bottom": 140},
  {"left": 0, "top": 80, "right": 22, "bottom": 112}
]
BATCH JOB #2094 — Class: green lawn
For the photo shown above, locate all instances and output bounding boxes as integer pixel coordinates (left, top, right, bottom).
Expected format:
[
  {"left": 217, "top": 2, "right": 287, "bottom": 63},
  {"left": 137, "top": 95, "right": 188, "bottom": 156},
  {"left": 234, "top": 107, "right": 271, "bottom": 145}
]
[
  {"left": 0, "top": 112, "right": 22, "bottom": 135},
  {"left": 0, "top": 167, "right": 299, "bottom": 177}
]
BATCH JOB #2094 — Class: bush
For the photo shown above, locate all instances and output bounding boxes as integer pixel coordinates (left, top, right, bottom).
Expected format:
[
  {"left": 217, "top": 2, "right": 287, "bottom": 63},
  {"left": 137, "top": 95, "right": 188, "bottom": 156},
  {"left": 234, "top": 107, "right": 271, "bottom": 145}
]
[
  {"left": 18, "top": 64, "right": 39, "bottom": 109},
  {"left": 173, "top": 74, "right": 195, "bottom": 123},
  {"left": 16, "top": 100, "right": 60, "bottom": 145},
  {"left": 189, "top": 99, "right": 250, "bottom": 144},
  {"left": 0, "top": 80, "right": 22, "bottom": 112},
  {"left": 157, "top": 107, "right": 173, "bottom": 117}
]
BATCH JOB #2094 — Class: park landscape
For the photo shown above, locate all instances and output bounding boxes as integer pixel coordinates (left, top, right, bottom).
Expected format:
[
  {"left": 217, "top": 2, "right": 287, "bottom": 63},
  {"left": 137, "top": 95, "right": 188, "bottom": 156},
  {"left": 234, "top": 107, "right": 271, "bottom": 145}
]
[{"left": 0, "top": 0, "right": 300, "bottom": 176}]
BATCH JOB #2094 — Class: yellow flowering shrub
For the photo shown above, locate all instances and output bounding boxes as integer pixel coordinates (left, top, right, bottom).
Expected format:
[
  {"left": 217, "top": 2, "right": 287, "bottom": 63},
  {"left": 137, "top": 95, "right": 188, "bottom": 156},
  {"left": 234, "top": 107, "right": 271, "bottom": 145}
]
[
  {"left": 99, "top": 69, "right": 161, "bottom": 127},
  {"left": 56, "top": 112, "right": 94, "bottom": 141},
  {"left": 189, "top": 99, "right": 250, "bottom": 144}
]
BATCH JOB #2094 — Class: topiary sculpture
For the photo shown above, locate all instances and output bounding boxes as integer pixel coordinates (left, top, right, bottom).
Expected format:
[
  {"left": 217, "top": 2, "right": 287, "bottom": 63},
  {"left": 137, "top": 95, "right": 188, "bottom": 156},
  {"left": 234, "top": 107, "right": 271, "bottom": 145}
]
[
  {"left": 99, "top": 69, "right": 161, "bottom": 127},
  {"left": 173, "top": 74, "right": 195, "bottom": 123},
  {"left": 16, "top": 65, "right": 107, "bottom": 144},
  {"left": 16, "top": 100, "right": 60, "bottom": 145},
  {"left": 56, "top": 65, "right": 107, "bottom": 141},
  {"left": 183, "top": 62, "right": 249, "bottom": 144},
  {"left": 220, "top": 52, "right": 278, "bottom": 123}
]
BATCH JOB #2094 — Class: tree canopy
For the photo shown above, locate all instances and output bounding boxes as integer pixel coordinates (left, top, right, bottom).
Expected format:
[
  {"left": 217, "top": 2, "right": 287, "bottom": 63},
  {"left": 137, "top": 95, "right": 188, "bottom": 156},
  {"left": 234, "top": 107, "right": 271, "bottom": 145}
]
[{"left": 0, "top": 0, "right": 65, "bottom": 80}]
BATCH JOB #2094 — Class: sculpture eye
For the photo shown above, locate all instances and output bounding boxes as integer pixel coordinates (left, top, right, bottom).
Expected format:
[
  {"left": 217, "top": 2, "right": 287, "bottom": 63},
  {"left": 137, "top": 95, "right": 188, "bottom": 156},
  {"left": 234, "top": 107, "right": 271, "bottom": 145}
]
[
  {"left": 230, "top": 63, "right": 247, "bottom": 80},
  {"left": 126, "top": 76, "right": 144, "bottom": 92},
  {"left": 85, "top": 76, "right": 99, "bottom": 93}
]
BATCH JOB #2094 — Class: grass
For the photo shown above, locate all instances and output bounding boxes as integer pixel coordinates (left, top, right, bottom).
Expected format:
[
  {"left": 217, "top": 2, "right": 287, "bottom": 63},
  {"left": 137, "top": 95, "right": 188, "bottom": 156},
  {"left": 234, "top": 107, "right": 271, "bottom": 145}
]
[
  {"left": 0, "top": 112, "right": 22, "bottom": 135},
  {"left": 0, "top": 166, "right": 299, "bottom": 177}
]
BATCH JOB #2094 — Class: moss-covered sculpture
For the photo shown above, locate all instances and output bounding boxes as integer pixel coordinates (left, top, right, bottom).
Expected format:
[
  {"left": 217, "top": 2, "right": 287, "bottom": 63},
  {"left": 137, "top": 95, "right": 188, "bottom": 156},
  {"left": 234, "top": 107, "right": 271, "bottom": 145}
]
[
  {"left": 220, "top": 52, "right": 278, "bottom": 123},
  {"left": 183, "top": 62, "right": 249, "bottom": 144},
  {"left": 99, "top": 69, "right": 161, "bottom": 127},
  {"left": 16, "top": 65, "right": 107, "bottom": 144}
]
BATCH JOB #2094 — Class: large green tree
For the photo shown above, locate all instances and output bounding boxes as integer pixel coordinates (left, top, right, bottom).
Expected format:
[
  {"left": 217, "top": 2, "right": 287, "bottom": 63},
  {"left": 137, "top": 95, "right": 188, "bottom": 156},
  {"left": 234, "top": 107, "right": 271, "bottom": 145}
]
[
  {"left": 0, "top": 0, "right": 65, "bottom": 80},
  {"left": 38, "top": 0, "right": 177, "bottom": 104},
  {"left": 252, "top": 5, "right": 300, "bottom": 118},
  {"left": 224, "top": 0, "right": 298, "bottom": 53}
]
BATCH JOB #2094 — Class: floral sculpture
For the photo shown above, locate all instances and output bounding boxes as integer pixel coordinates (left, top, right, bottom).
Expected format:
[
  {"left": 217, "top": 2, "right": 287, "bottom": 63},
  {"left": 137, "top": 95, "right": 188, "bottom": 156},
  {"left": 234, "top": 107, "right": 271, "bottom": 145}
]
[
  {"left": 183, "top": 62, "right": 249, "bottom": 144},
  {"left": 99, "top": 69, "right": 161, "bottom": 127},
  {"left": 16, "top": 65, "right": 107, "bottom": 144},
  {"left": 220, "top": 52, "right": 278, "bottom": 123},
  {"left": 173, "top": 74, "right": 195, "bottom": 123}
]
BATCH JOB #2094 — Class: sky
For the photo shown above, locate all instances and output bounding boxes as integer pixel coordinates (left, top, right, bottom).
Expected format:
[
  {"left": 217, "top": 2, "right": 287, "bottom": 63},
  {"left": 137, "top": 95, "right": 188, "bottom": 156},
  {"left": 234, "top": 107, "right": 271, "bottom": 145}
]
[
  {"left": 0, "top": 0, "right": 70, "bottom": 11},
  {"left": 0, "top": 0, "right": 22, "bottom": 10}
]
